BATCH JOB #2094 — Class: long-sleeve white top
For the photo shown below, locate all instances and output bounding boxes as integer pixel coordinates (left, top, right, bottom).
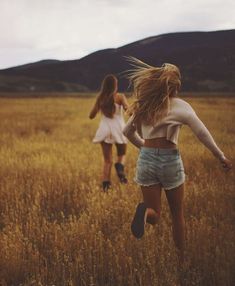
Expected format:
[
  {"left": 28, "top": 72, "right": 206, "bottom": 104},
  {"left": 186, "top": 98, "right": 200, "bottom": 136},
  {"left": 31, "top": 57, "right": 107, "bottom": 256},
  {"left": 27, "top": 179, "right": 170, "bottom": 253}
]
[{"left": 123, "top": 97, "right": 225, "bottom": 161}]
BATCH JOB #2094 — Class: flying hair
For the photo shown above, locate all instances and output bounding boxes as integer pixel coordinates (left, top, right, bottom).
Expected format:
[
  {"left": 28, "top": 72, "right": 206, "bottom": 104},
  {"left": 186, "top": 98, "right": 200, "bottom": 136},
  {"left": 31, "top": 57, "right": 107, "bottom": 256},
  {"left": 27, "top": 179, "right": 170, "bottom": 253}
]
[{"left": 125, "top": 56, "right": 181, "bottom": 125}]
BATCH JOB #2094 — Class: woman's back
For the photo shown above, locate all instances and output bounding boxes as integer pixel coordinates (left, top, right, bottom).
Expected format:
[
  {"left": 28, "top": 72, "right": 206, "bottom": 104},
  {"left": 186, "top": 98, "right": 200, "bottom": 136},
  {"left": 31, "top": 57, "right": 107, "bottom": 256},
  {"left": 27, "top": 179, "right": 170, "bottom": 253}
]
[
  {"left": 92, "top": 93, "right": 128, "bottom": 145},
  {"left": 140, "top": 97, "right": 193, "bottom": 143},
  {"left": 101, "top": 101, "right": 124, "bottom": 119},
  {"left": 124, "top": 96, "right": 225, "bottom": 160}
]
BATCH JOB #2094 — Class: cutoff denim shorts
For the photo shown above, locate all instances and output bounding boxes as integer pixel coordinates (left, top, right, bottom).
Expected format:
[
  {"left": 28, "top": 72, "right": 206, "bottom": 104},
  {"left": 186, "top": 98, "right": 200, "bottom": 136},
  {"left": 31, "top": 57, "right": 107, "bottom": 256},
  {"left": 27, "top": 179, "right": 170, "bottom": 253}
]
[{"left": 135, "top": 147, "right": 185, "bottom": 190}]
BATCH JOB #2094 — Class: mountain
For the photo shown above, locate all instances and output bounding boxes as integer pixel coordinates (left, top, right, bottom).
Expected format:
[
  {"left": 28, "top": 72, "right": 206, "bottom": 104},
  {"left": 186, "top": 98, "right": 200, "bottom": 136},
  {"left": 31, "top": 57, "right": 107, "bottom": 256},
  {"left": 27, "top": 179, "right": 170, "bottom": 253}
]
[
  {"left": 0, "top": 29, "right": 235, "bottom": 92},
  {"left": 0, "top": 75, "right": 89, "bottom": 93}
]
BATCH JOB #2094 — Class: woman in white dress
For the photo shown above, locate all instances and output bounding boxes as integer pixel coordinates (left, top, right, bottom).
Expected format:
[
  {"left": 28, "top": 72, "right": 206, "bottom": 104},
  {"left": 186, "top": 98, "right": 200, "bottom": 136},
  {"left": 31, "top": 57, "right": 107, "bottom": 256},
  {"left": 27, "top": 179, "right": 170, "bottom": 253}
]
[{"left": 89, "top": 74, "right": 129, "bottom": 191}]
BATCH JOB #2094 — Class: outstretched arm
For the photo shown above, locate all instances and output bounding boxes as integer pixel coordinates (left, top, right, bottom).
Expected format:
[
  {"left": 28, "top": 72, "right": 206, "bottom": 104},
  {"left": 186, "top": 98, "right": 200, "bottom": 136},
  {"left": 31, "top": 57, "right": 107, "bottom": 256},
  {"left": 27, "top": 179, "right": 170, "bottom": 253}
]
[
  {"left": 182, "top": 103, "right": 232, "bottom": 170},
  {"left": 123, "top": 116, "right": 145, "bottom": 148},
  {"left": 89, "top": 101, "right": 99, "bottom": 119}
]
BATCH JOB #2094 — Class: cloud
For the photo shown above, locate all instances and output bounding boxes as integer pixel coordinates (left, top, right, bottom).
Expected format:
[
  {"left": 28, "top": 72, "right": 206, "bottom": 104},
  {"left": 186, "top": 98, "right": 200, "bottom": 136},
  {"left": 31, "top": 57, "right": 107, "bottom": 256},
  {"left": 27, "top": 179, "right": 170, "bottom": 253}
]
[{"left": 0, "top": 0, "right": 234, "bottom": 68}]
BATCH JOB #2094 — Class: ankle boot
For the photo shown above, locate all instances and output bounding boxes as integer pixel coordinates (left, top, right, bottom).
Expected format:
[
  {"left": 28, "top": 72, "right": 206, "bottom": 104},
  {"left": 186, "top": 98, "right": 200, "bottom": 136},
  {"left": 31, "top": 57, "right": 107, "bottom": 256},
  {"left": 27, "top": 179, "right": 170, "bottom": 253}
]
[
  {"left": 102, "top": 181, "right": 111, "bottom": 192},
  {"left": 114, "top": 163, "right": 128, "bottom": 184}
]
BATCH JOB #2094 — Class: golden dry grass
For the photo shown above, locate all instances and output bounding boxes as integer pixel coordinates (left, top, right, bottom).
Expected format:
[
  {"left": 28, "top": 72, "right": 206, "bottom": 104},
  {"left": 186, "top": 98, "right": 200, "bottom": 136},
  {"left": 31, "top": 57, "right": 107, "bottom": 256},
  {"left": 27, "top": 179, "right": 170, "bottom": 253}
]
[{"left": 0, "top": 95, "right": 234, "bottom": 286}]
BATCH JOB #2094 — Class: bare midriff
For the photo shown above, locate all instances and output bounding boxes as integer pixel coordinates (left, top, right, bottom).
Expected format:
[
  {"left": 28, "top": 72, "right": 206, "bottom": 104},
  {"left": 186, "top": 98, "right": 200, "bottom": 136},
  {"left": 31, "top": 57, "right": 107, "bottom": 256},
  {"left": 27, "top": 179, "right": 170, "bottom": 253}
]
[{"left": 144, "top": 137, "right": 177, "bottom": 149}]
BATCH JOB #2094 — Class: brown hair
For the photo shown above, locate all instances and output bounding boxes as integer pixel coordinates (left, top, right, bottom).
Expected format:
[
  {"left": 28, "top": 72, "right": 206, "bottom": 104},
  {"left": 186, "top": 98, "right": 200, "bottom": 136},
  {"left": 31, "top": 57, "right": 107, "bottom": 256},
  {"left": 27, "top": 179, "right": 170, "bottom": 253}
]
[
  {"left": 96, "top": 74, "right": 117, "bottom": 118},
  {"left": 126, "top": 57, "right": 181, "bottom": 125}
]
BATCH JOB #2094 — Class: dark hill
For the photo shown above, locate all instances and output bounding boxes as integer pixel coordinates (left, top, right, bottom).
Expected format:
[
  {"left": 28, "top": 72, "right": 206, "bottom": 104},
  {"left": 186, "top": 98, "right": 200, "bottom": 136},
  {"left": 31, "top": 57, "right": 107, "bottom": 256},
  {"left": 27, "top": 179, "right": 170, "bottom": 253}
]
[{"left": 0, "top": 29, "right": 235, "bottom": 92}]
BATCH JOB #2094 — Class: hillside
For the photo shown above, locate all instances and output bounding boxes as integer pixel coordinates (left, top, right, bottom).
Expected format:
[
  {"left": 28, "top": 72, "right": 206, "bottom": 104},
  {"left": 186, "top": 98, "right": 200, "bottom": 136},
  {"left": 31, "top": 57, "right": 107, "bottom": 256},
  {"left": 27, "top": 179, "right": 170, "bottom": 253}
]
[{"left": 0, "top": 29, "right": 235, "bottom": 92}]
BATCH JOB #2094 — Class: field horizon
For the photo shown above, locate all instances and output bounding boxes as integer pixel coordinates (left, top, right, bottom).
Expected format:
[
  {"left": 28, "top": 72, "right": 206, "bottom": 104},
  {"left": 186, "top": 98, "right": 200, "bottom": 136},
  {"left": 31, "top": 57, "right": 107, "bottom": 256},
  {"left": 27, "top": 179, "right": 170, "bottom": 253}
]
[{"left": 0, "top": 91, "right": 235, "bottom": 99}]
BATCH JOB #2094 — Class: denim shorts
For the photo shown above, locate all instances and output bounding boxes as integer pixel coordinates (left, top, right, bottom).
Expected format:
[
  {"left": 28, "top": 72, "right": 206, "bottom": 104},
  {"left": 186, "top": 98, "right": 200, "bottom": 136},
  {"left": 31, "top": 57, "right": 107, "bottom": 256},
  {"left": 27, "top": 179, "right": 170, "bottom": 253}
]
[{"left": 135, "top": 147, "right": 185, "bottom": 190}]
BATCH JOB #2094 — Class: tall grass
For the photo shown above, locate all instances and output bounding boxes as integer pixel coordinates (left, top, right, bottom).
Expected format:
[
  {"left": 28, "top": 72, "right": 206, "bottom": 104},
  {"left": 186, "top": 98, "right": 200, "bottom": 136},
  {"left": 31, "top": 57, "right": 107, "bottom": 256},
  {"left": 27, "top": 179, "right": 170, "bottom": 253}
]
[{"left": 0, "top": 96, "right": 234, "bottom": 286}]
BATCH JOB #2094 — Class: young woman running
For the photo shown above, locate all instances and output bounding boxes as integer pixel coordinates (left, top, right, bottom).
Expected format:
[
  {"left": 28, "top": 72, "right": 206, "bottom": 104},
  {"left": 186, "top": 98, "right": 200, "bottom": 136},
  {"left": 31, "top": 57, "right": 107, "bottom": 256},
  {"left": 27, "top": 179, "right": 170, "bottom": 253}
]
[
  {"left": 123, "top": 58, "right": 232, "bottom": 261},
  {"left": 89, "top": 74, "right": 129, "bottom": 191}
]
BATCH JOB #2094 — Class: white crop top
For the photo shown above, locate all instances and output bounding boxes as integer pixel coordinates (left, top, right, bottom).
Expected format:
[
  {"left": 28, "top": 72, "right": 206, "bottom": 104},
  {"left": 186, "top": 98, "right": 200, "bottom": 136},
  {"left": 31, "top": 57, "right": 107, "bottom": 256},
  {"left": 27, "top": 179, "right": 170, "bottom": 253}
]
[{"left": 123, "top": 97, "right": 225, "bottom": 160}]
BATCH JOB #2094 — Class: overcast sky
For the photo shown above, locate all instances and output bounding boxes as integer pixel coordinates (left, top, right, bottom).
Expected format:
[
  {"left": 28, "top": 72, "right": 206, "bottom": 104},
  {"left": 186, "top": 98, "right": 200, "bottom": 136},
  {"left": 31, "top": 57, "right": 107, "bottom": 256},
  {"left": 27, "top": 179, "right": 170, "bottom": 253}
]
[{"left": 0, "top": 0, "right": 234, "bottom": 69}]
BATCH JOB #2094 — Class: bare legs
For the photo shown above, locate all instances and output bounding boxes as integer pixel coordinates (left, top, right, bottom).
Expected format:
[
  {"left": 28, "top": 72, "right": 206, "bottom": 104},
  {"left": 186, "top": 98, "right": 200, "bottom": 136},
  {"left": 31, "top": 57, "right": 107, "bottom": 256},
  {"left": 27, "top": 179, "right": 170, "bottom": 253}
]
[
  {"left": 139, "top": 183, "right": 185, "bottom": 262},
  {"left": 101, "top": 142, "right": 113, "bottom": 182},
  {"left": 165, "top": 183, "right": 185, "bottom": 262},
  {"left": 100, "top": 142, "right": 127, "bottom": 188},
  {"left": 141, "top": 184, "right": 162, "bottom": 225}
]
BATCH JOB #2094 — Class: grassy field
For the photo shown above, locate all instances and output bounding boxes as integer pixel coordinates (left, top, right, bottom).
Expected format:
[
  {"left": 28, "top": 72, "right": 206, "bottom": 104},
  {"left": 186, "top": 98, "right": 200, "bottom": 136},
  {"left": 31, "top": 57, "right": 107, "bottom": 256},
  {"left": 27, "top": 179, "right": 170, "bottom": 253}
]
[{"left": 0, "top": 95, "right": 234, "bottom": 286}]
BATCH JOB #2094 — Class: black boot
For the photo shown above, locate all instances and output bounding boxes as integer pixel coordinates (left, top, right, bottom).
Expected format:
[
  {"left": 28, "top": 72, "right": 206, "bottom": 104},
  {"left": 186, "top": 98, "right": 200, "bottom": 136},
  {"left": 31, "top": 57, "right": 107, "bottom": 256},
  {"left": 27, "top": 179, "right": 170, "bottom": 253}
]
[
  {"left": 114, "top": 163, "right": 128, "bottom": 184},
  {"left": 102, "top": 181, "right": 111, "bottom": 192},
  {"left": 131, "top": 202, "right": 147, "bottom": 239}
]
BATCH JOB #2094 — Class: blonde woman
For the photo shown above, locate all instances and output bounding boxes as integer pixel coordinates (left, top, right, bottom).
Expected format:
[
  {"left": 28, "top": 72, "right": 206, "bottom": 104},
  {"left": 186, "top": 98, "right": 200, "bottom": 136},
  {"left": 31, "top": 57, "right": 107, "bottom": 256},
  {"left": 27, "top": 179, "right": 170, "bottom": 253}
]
[
  {"left": 89, "top": 74, "right": 129, "bottom": 191},
  {"left": 123, "top": 58, "right": 232, "bottom": 261}
]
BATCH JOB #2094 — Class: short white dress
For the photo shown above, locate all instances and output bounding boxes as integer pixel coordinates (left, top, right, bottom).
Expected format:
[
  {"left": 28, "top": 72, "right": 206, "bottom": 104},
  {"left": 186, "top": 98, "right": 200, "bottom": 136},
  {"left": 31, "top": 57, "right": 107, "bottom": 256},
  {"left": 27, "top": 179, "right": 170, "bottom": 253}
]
[{"left": 93, "top": 103, "right": 128, "bottom": 144}]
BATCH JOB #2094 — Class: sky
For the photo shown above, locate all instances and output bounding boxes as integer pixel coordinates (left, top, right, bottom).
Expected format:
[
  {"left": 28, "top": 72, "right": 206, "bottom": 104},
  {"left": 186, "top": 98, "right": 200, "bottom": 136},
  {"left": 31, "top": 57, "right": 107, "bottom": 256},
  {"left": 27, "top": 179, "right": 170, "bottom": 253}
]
[{"left": 0, "top": 0, "right": 234, "bottom": 69}]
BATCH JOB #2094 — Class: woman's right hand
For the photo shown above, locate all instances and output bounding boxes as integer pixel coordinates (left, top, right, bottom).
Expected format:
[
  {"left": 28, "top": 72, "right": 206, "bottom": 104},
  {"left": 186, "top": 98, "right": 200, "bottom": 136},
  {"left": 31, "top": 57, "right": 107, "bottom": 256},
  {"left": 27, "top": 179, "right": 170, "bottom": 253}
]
[{"left": 220, "top": 157, "right": 232, "bottom": 171}]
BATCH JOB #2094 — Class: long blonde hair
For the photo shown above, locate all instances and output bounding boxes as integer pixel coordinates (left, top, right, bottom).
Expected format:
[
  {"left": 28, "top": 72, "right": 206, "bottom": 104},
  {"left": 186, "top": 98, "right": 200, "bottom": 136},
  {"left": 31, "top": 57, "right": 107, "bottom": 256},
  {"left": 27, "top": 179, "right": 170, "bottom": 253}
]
[
  {"left": 96, "top": 74, "right": 117, "bottom": 118},
  {"left": 126, "top": 57, "right": 181, "bottom": 125}
]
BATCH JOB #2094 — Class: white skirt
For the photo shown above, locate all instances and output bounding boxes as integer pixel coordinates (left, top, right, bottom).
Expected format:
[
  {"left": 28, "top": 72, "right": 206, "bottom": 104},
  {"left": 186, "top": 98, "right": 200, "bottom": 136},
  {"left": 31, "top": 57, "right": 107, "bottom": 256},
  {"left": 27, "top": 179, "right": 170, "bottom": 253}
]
[{"left": 93, "top": 115, "right": 128, "bottom": 144}]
